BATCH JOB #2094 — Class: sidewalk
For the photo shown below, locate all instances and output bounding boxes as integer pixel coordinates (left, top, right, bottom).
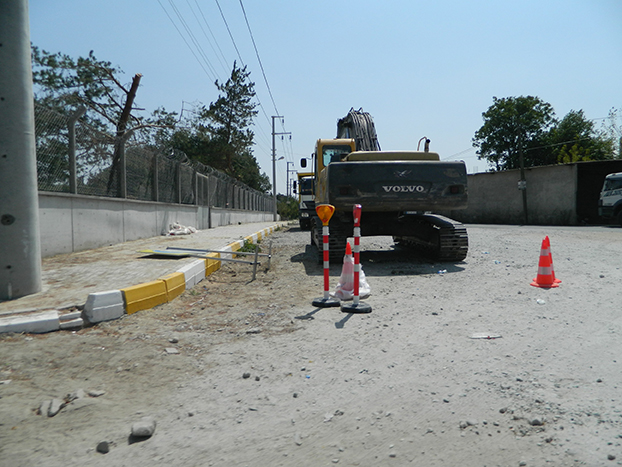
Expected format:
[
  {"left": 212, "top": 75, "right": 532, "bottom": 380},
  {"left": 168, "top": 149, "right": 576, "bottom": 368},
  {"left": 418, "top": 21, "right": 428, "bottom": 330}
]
[{"left": 0, "top": 221, "right": 284, "bottom": 318}]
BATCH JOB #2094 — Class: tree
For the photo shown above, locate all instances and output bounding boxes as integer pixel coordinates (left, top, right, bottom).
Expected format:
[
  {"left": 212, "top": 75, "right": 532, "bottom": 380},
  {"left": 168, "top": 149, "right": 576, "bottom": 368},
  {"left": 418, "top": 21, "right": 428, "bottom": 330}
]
[
  {"left": 31, "top": 46, "right": 170, "bottom": 194},
  {"left": 198, "top": 63, "right": 258, "bottom": 173},
  {"left": 473, "top": 96, "right": 556, "bottom": 171},
  {"left": 601, "top": 107, "right": 622, "bottom": 159},
  {"left": 546, "top": 110, "right": 615, "bottom": 163},
  {"left": 277, "top": 194, "right": 299, "bottom": 220},
  {"left": 165, "top": 62, "right": 271, "bottom": 192},
  {"left": 473, "top": 97, "right": 617, "bottom": 170},
  {"left": 32, "top": 46, "right": 140, "bottom": 132}
]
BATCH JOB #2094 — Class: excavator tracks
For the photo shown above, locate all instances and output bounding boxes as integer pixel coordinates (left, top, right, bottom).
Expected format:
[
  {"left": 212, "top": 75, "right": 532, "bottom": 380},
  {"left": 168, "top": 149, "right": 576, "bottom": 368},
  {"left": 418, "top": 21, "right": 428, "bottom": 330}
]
[
  {"left": 393, "top": 214, "right": 468, "bottom": 262},
  {"left": 311, "top": 213, "right": 468, "bottom": 263}
]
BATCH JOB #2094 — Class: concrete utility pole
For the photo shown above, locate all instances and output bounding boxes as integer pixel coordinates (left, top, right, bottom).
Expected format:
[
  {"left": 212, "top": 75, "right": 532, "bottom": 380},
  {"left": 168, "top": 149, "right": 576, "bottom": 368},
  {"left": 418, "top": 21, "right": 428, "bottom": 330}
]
[
  {"left": 286, "top": 161, "right": 294, "bottom": 197},
  {"left": 271, "top": 116, "right": 290, "bottom": 221},
  {"left": 518, "top": 133, "right": 529, "bottom": 225},
  {"left": 0, "top": 0, "right": 43, "bottom": 299}
]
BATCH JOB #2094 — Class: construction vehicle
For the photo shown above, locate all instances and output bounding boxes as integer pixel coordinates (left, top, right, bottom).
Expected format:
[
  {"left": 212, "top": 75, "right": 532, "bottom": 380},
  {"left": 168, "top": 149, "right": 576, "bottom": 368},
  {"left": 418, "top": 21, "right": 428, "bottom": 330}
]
[
  {"left": 598, "top": 172, "right": 622, "bottom": 225},
  {"left": 302, "top": 108, "right": 469, "bottom": 261},
  {"left": 293, "top": 172, "right": 315, "bottom": 230}
]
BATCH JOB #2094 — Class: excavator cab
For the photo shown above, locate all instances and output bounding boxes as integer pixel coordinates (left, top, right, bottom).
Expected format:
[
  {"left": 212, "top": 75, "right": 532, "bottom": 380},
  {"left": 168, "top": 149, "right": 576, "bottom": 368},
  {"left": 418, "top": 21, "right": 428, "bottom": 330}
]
[{"left": 314, "top": 139, "right": 356, "bottom": 172}]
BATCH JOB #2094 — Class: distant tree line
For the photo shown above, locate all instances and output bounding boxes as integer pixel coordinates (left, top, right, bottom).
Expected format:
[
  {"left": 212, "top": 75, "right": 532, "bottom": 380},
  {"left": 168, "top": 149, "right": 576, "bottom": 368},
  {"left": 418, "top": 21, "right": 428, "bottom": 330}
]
[
  {"left": 473, "top": 96, "right": 620, "bottom": 171},
  {"left": 31, "top": 46, "right": 271, "bottom": 193}
]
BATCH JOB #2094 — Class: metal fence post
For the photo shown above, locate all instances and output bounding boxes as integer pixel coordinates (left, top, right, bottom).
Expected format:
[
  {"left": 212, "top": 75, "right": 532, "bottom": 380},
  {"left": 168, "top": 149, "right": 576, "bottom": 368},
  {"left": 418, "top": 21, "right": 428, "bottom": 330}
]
[
  {"left": 68, "top": 106, "right": 86, "bottom": 194},
  {"left": 176, "top": 160, "right": 182, "bottom": 204},
  {"left": 194, "top": 169, "right": 198, "bottom": 206},
  {"left": 152, "top": 153, "right": 159, "bottom": 202}
]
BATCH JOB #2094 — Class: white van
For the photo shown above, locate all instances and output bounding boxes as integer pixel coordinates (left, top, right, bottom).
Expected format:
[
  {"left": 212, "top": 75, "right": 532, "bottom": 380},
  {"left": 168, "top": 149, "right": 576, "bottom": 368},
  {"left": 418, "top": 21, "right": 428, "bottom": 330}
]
[{"left": 598, "top": 172, "right": 622, "bottom": 225}]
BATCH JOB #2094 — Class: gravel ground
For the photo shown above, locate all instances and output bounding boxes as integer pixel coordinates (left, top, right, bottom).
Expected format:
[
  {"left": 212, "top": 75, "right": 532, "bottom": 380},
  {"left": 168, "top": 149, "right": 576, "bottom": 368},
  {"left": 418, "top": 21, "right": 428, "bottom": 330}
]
[{"left": 1, "top": 223, "right": 621, "bottom": 467}]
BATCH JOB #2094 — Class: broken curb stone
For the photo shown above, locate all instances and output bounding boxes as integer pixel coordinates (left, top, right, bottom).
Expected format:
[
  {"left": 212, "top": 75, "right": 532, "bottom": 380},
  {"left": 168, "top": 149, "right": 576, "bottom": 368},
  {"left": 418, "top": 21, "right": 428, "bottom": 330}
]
[{"left": 83, "top": 290, "right": 124, "bottom": 324}]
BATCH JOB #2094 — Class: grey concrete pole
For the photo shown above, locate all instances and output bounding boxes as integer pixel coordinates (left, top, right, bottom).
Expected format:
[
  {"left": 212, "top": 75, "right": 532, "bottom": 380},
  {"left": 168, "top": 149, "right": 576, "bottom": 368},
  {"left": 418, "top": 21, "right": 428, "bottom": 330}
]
[
  {"left": 271, "top": 116, "right": 278, "bottom": 221},
  {"left": 0, "top": 0, "right": 43, "bottom": 299}
]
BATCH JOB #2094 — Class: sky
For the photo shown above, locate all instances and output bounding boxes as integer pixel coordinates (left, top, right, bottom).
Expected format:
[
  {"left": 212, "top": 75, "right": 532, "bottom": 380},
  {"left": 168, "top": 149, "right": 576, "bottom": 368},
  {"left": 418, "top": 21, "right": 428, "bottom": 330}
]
[{"left": 28, "top": 0, "right": 622, "bottom": 195}]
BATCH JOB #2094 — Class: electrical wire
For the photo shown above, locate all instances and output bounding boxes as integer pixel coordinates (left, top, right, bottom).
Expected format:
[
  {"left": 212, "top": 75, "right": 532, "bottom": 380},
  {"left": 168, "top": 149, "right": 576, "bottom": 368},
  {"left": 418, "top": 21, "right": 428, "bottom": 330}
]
[
  {"left": 157, "top": 0, "right": 217, "bottom": 82},
  {"left": 238, "top": 0, "right": 279, "bottom": 117},
  {"left": 187, "top": 0, "right": 229, "bottom": 76},
  {"left": 167, "top": 0, "right": 221, "bottom": 81},
  {"left": 214, "top": 0, "right": 245, "bottom": 67}
]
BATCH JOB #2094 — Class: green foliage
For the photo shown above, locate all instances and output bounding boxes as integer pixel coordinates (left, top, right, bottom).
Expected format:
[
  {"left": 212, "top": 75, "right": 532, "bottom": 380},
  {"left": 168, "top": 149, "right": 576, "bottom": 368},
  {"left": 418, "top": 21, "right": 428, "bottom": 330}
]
[
  {"left": 32, "top": 45, "right": 271, "bottom": 193},
  {"left": 473, "top": 96, "right": 616, "bottom": 171},
  {"left": 32, "top": 46, "right": 134, "bottom": 130},
  {"left": 31, "top": 46, "right": 174, "bottom": 192},
  {"left": 547, "top": 110, "right": 615, "bottom": 163},
  {"left": 238, "top": 239, "right": 260, "bottom": 253},
  {"left": 277, "top": 195, "right": 299, "bottom": 220},
  {"left": 162, "top": 62, "right": 271, "bottom": 192},
  {"left": 473, "top": 96, "right": 556, "bottom": 171}
]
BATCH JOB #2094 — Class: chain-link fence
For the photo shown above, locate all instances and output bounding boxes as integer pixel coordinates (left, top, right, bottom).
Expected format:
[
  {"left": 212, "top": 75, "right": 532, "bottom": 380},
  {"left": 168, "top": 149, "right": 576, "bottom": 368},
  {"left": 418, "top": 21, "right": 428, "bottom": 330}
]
[{"left": 34, "top": 104, "right": 273, "bottom": 211}]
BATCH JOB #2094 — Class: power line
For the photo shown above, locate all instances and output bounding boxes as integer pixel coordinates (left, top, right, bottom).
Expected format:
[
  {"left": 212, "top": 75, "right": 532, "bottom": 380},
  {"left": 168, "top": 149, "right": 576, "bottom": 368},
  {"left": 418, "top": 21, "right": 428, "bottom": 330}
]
[
  {"left": 168, "top": 0, "right": 222, "bottom": 81},
  {"left": 214, "top": 0, "right": 245, "bottom": 67},
  {"left": 238, "top": 0, "right": 279, "bottom": 116},
  {"left": 444, "top": 147, "right": 475, "bottom": 159},
  {"left": 187, "top": 0, "right": 229, "bottom": 76},
  {"left": 157, "top": 0, "right": 217, "bottom": 82},
  {"left": 236, "top": 0, "right": 293, "bottom": 167}
]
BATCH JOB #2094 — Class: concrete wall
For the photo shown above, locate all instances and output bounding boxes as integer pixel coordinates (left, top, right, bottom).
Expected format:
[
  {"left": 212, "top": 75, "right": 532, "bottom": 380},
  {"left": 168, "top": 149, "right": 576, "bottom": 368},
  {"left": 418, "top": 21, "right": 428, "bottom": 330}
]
[
  {"left": 446, "top": 164, "right": 578, "bottom": 225},
  {"left": 39, "top": 192, "right": 274, "bottom": 257}
]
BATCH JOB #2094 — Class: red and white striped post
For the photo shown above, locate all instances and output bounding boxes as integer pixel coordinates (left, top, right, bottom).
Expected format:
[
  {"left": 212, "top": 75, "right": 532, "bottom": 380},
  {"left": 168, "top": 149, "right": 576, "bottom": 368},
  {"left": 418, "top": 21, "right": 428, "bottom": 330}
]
[
  {"left": 312, "top": 204, "right": 340, "bottom": 308},
  {"left": 341, "top": 204, "right": 371, "bottom": 313}
]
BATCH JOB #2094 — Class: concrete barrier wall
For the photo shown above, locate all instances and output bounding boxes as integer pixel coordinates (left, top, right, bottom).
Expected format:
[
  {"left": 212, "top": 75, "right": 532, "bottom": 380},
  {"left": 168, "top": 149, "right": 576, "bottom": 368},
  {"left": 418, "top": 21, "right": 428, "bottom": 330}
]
[
  {"left": 446, "top": 164, "right": 578, "bottom": 225},
  {"left": 39, "top": 192, "right": 274, "bottom": 257}
]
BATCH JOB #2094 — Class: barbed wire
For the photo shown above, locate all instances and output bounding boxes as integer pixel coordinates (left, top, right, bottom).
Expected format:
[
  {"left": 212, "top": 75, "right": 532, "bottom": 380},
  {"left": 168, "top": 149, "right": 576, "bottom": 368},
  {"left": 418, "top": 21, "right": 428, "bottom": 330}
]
[{"left": 34, "top": 103, "right": 272, "bottom": 210}]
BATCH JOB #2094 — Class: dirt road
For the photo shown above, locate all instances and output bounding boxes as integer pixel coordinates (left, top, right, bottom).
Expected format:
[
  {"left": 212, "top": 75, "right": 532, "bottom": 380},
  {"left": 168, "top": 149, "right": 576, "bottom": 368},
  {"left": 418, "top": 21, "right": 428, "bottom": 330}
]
[{"left": 1, "top": 224, "right": 621, "bottom": 466}]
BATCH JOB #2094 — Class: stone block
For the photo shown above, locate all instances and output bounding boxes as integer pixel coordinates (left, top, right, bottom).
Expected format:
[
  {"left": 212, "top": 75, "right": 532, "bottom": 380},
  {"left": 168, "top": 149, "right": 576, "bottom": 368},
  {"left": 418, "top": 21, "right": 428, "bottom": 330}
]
[
  {"left": 205, "top": 252, "right": 222, "bottom": 276},
  {"left": 178, "top": 259, "right": 206, "bottom": 289},
  {"left": 83, "top": 290, "right": 125, "bottom": 323},
  {"left": 0, "top": 310, "right": 60, "bottom": 334},
  {"left": 121, "top": 280, "right": 167, "bottom": 314},
  {"left": 159, "top": 272, "right": 185, "bottom": 302}
]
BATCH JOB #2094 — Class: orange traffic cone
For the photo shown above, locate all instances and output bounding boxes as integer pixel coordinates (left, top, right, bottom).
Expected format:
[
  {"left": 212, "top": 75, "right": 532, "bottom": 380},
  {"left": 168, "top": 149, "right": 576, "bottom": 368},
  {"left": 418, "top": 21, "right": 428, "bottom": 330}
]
[
  {"left": 544, "top": 236, "right": 561, "bottom": 284},
  {"left": 530, "top": 237, "right": 559, "bottom": 288}
]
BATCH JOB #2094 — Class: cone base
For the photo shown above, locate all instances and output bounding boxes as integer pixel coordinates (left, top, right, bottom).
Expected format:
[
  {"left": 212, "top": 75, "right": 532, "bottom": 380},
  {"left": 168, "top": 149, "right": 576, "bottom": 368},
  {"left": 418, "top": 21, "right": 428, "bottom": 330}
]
[
  {"left": 312, "top": 297, "right": 341, "bottom": 308},
  {"left": 530, "top": 279, "right": 559, "bottom": 288},
  {"left": 341, "top": 301, "right": 372, "bottom": 314}
]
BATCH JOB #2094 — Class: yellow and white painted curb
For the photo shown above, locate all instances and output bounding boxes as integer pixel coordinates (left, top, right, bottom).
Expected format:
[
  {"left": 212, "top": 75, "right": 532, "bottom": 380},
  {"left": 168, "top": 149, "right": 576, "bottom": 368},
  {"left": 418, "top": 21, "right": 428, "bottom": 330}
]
[{"left": 0, "top": 224, "right": 282, "bottom": 333}]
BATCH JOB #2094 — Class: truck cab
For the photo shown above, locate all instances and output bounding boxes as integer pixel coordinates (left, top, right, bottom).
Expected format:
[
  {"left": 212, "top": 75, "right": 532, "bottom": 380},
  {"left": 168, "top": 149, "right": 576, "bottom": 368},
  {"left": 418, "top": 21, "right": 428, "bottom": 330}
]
[
  {"left": 598, "top": 172, "right": 622, "bottom": 225},
  {"left": 294, "top": 172, "right": 316, "bottom": 230}
]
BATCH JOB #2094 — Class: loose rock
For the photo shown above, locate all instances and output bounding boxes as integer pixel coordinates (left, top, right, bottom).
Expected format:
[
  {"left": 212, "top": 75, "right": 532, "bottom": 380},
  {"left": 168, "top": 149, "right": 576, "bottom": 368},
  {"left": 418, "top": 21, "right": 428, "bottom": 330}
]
[
  {"left": 131, "top": 417, "right": 157, "bottom": 438},
  {"left": 96, "top": 441, "right": 109, "bottom": 454},
  {"left": 48, "top": 399, "right": 64, "bottom": 417},
  {"left": 66, "top": 389, "right": 85, "bottom": 402},
  {"left": 37, "top": 400, "right": 51, "bottom": 416}
]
